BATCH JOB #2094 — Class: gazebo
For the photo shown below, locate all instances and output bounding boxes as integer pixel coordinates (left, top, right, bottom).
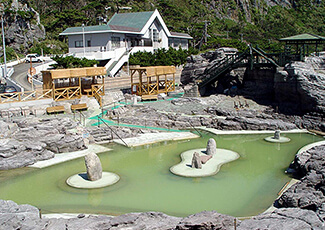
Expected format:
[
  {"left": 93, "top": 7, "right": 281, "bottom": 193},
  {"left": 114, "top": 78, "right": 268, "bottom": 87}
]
[
  {"left": 279, "top": 33, "right": 325, "bottom": 63},
  {"left": 42, "top": 67, "right": 106, "bottom": 106},
  {"left": 130, "top": 66, "right": 176, "bottom": 100}
]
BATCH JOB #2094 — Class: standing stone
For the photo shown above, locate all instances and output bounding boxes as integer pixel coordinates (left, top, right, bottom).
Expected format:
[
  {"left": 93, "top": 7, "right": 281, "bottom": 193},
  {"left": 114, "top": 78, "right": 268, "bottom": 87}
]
[
  {"left": 206, "top": 138, "right": 217, "bottom": 155},
  {"left": 274, "top": 130, "right": 280, "bottom": 140},
  {"left": 191, "top": 152, "right": 202, "bottom": 169},
  {"left": 85, "top": 152, "right": 102, "bottom": 181}
]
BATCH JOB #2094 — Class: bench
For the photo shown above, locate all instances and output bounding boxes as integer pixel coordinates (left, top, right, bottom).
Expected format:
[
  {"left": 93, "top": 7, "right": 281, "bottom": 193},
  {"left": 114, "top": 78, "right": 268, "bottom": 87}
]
[
  {"left": 141, "top": 94, "right": 158, "bottom": 101},
  {"left": 46, "top": 106, "right": 65, "bottom": 114},
  {"left": 71, "top": 103, "right": 88, "bottom": 111}
]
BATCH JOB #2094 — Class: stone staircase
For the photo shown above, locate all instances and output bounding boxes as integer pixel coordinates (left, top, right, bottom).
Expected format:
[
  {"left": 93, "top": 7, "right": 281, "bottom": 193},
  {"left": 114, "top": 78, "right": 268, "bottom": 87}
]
[{"left": 87, "top": 126, "right": 114, "bottom": 144}]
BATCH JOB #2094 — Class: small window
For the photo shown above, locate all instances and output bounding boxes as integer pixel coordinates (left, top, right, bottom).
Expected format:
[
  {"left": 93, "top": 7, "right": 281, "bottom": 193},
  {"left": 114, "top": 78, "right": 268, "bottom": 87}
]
[
  {"left": 87, "top": 40, "right": 91, "bottom": 47},
  {"left": 153, "top": 29, "right": 158, "bottom": 42},
  {"left": 75, "top": 41, "right": 83, "bottom": 47}
]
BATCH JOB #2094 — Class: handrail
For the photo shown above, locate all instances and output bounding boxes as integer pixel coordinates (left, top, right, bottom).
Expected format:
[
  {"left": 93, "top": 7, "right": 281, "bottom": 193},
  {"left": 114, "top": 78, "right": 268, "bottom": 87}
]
[
  {"left": 200, "top": 50, "right": 249, "bottom": 88},
  {"left": 73, "top": 110, "right": 86, "bottom": 126},
  {"left": 188, "top": 121, "right": 202, "bottom": 137},
  {"left": 97, "top": 116, "right": 129, "bottom": 147}
]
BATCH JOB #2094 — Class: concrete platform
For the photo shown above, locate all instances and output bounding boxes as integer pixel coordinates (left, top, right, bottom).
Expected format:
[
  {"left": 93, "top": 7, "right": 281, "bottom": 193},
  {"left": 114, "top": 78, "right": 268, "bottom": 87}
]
[
  {"left": 66, "top": 172, "right": 120, "bottom": 189},
  {"left": 170, "top": 148, "right": 240, "bottom": 177},
  {"left": 114, "top": 131, "right": 199, "bottom": 147},
  {"left": 264, "top": 136, "right": 291, "bottom": 143},
  {"left": 30, "top": 144, "right": 111, "bottom": 168}
]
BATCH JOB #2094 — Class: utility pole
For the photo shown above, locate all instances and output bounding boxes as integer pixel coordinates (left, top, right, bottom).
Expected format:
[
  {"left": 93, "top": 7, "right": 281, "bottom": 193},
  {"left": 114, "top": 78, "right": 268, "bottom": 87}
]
[
  {"left": 203, "top": 20, "right": 210, "bottom": 44},
  {"left": 240, "top": 33, "right": 243, "bottom": 42},
  {"left": 82, "top": 23, "right": 85, "bottom": 57},
  {"left": 226, "top": 31, "right": 229, "bottom": 39}
]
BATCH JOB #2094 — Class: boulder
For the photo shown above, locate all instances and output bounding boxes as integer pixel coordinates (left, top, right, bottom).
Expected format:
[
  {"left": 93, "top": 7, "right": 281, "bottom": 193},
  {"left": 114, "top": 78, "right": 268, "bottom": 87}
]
[
  {"left": 238, "top": 208, "right": 324, "bottom": 230},
  {"left": 206, "top": 138, "right": 217, "bottom": 155},
  {"left": 85, "top": 153, "right": 102, "bottom": 181},
  {"left": 176, "top": 210, "right": 235, "bottom": 230}
]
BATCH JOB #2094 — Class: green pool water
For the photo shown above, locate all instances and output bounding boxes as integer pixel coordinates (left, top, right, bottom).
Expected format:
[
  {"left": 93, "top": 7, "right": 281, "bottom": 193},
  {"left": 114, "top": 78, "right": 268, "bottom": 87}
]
[{"left": 0, "top": 132, "right": 323, "bottom": 217}]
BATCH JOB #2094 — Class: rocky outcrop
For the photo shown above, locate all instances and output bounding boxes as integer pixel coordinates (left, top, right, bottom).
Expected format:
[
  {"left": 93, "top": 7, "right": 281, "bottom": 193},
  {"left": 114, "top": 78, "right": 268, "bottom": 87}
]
[
  {"left": 1, "top": 0, "right": 45, "bottom": 53},
  {"left": 182, "top": 48, "right": 325, "bottom": 115},
  {"left": 276, "top": 145, "right": 325, "bottom": 220},
  {"left": 1, "top": 200, "right": 324, "bottom": 229},
  {"left": 274, "top": 61, "right": 325, "bottom": 114},
  {"left": 237, "top": 208, "right": 324, "bottom": 229},
  {"left": 0, "top": 117, "right": 87, "bottom": 170}
]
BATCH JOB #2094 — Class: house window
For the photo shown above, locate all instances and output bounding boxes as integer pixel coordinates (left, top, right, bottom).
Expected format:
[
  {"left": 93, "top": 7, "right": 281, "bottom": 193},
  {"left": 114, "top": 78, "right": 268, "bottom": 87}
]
[
  {"left": 112, "top": 36, "right": 120, "bottom": 48},
  {"left": 153, "top": 29, "right": 159, "bottom": 42},
  {"left": 181, "top": 39, "right": 188, "bottom": 48},
  {"left": 87, "top": 40, "right": 91, "bottom": 47},
  {"left": 75, "top": 40, "right": 83, "bottom": 47},
  {"left": 168, "top": 38, "right": 173, "bottom": 47},
  {"left": 173, "top": 39, "right": 181, "bottom": 48}
]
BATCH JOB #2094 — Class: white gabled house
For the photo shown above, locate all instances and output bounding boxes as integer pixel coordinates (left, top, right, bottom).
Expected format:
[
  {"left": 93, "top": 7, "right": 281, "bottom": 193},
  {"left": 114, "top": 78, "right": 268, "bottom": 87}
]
[{"left": 60, "top": 9, "right": 192, "bottom": 76}]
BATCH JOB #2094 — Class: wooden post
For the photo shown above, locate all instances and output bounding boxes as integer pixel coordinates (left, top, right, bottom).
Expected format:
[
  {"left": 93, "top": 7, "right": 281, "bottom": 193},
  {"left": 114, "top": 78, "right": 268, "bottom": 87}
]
[
  {"left": 139, "top": 70, "right": 142, "bottom": 95},
  {"left": 79, "top": 76, "right": 82, "bottom": 96},
  {"left": 173, "top": 73, "right": 175, "bottom": 90}
]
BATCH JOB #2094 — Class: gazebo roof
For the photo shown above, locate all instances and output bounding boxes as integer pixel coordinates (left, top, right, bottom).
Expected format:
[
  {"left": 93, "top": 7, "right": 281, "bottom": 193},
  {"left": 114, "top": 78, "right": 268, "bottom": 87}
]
[
  {"left": 42, "top": 67, "right": 106, "bottom": 79},
  {"left": 130, "top": 66, "right": 176, "bottom": 77},
  {"left": 279, "top": 33, "right": 325, "bottom": 43}
]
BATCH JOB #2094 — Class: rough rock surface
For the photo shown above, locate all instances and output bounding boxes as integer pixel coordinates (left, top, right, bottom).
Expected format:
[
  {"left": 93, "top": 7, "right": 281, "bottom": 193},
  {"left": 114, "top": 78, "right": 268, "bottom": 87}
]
[
  {"left": 0, "top": 117, "right": 86, "bottom": 170},
  {"left": 277, "top": 145, "right": 325, "bottom": 220},
  {"left": 274, "top": 61, "right": 325, "bottom": 114},
  {"left": 206, "top": 138, "right": 217, "bottom": 155},
  {"left": 85, "top": 152, "right": 102, "bottom": 181},
  {"left": 1, "top": 0, "right": 45, "bottom": 52},
  {"left": 181, "top": 49, "right": 325, "bottom": 115},
  {"left": 237, "top": 208, "right": 324, "bottom": 230},
  {"left": 1, "top": 200, "right": 324, "bottom": 229}
]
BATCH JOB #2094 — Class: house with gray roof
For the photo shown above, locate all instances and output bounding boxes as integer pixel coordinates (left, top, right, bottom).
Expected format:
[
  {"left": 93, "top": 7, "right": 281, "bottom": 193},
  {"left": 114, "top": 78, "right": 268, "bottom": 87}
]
[{"left": 60, "top": 9, "right": 192, "bottom": 76}]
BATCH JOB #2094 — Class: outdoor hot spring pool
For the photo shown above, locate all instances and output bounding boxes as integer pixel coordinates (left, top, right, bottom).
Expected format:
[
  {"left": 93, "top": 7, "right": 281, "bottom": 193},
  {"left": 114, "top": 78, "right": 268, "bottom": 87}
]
[{"left": 0, "top": 132, "right": 323, "bottom": 217}]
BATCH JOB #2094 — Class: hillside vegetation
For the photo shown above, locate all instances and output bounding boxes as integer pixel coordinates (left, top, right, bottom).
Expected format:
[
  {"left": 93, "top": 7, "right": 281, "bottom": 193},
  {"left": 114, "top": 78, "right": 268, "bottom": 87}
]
[{"left": 2, "top": 0, "right": 325, "bottom": 55}]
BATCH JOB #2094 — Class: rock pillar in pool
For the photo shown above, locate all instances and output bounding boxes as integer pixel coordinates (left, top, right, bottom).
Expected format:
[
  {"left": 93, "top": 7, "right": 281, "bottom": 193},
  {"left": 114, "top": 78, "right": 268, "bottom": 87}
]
[
  {"left": 206, "top": 138, "right": 217, "bottom": 155},
  {"left": 191, "top": 152, "right": 202, "bottom": 169},
  {"left": 85, "top": 152, "right": 102, "bottom": 181},
  {"left": 274, "top": 130, "right": 280, "bottom": 140}
]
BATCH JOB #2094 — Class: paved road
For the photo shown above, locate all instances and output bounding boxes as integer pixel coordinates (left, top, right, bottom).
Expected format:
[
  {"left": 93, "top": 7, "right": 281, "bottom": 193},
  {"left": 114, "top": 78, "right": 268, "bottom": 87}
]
[{"left": 11, "top": 61, "right": 51, "bottom": 91}]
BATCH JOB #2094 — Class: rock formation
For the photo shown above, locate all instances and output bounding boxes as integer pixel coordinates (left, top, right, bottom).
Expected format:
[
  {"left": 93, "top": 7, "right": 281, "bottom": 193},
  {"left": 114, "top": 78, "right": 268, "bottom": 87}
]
[
  {"left": 1, "top": 199, "right": 324, "bottom": 229},
  {"left": 191, "top": 152, "right": 202, "bottom": 169},
  {"left": 85, "top": 153, "right": 102, "bottom": 181},
  {"left": 181, "top": 48, "right": 325, "bottom": 115},
  {"left": 0, "top": 117, "right": 87, "bottom": 170},
  {"left": 276, "top": 145, "right": 325, "bottom": 220},
  {"left": 206, "top": 138, "right": 217, "bottom": 155},
  {"left": 1, "top": 0, "right": 45, "bottom": 53},
  {"left": 274, "top": 61, "right": 325, "bottom": 114}
]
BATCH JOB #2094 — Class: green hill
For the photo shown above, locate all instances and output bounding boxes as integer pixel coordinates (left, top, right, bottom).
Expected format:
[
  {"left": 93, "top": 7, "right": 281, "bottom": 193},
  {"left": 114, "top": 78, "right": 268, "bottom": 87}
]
[{"left": 6, "top": 0, "right": 325, "bottom": 54}]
